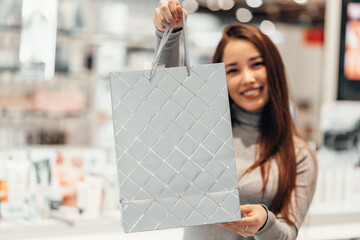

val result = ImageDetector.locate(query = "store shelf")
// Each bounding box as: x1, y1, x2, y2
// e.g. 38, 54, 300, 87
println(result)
0, 26, 21, 34
0, 216, 122, 240
297, 204, 360, 240
309, 204, 360, 217
56, 32, 155, 50
0, 217, 184, 240
309, 205, 360, 225
0, 111, 90, 120
298, 222, 360, 240
0, 206, 183, 240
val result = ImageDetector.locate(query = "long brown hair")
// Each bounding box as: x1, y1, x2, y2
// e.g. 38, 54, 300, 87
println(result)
213, 23, 297, 225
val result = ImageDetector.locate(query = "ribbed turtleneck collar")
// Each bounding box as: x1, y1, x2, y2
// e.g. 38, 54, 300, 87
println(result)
231, 103, 261, 129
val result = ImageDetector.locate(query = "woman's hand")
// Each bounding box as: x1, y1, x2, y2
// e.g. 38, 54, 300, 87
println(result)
153, 0, 187, 32
220, 204, 268, 237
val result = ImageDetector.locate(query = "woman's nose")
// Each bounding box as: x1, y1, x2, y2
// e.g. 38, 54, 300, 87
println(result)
242, 69, 256, 84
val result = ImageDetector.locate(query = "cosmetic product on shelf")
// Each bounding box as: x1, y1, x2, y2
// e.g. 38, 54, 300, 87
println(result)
84, 174, 103, 219
101, 163, 118, 214
33, 158, 51, 186
19, 0, 58, 80
0, 162, 7, 203
98, 2, 128, 35
57, 0, 85, 34
95, 43, 126, 76
51, 151, 84, 207
6, 154, 30, 219
0, 0, 22, 27
0, 163, 7, 220
30, 149, 57, 218
33, 88, 87, 115
76, 181, 86, 215
49, 175, 63, 210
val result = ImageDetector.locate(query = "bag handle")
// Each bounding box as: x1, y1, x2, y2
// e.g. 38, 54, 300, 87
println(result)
150, 0, 191, 80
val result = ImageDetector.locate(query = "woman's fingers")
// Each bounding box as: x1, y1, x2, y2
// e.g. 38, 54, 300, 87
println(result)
154, 0, 187, 31
241, 204, 268, 228
218, 204, 268, 237
240, 204, 254, 215
153, 8, 167, 31
177, 5, 183, 18
168, 0, 179, 20
220, 222, 257, 237
159, 0, 178, 26
177, 5, 188, 20
239, 216, 257, 226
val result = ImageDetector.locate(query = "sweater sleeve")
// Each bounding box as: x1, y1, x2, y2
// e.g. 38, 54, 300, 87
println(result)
155, 29, 182, 68
255, 144, 318, 240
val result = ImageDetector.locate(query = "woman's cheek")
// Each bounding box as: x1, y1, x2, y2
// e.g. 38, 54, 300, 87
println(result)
227, 79, 237, 94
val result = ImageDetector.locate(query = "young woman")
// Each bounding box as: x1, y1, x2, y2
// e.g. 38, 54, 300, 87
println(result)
153, 0, 317, 239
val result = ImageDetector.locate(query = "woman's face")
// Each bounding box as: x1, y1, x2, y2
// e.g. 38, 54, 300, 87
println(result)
223, 39, 269, 113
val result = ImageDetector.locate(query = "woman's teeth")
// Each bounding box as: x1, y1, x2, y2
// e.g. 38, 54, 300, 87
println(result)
243, 88, 260, 96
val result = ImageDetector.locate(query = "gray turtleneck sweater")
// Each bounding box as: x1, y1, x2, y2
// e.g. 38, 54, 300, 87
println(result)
155, 29, 317, 240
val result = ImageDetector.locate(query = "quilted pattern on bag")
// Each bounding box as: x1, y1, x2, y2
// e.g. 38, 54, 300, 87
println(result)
110, 63, 241, 233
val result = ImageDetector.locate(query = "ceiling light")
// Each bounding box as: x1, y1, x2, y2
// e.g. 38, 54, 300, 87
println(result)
260, 20, 276, 35
294, 0, 308, 5
245, 0, 263, 8
183, 0, 199, 13
236, 8, 253, 23
348, 3, 360, 19
207, 0, 221, 11
218, 0, 235, 11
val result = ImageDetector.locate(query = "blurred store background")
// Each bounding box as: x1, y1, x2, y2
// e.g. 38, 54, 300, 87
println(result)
0, 0, 359, 239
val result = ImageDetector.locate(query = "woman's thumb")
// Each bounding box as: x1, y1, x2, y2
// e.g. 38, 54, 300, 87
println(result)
240, 204, 253, 215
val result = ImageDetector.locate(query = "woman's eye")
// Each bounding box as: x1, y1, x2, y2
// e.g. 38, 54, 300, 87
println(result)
253, 62, 265, 67
226, 69, 238, 74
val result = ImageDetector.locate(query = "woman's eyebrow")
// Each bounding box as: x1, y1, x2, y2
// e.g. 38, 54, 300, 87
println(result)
225, 62, 237, 68
249, 56, 263, 61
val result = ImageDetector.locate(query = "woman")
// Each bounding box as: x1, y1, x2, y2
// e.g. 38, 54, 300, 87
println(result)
153, 0, 317, 239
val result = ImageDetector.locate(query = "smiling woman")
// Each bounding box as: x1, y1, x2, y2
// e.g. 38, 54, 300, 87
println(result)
153, 1, 318, 239
222, 39, 269, 113
211, 23, 306, 236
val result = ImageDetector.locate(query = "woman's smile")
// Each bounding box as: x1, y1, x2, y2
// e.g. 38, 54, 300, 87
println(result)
240, 86, 264, 99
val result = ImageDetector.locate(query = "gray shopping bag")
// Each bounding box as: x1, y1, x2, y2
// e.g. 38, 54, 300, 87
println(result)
110, 7, 241, 233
